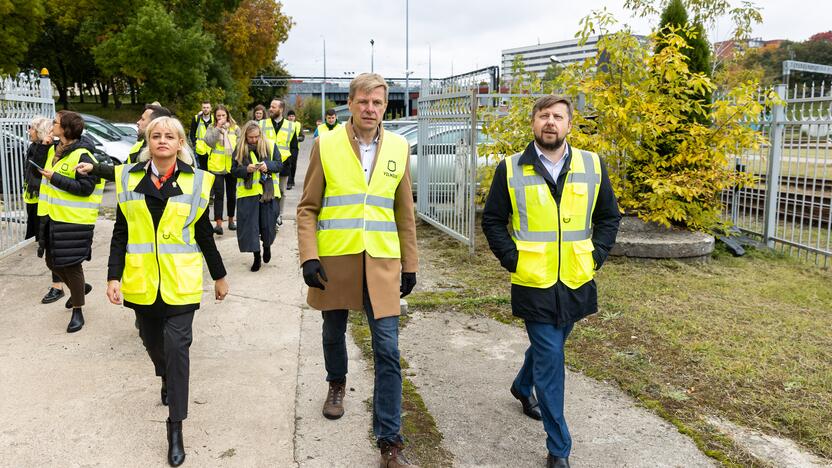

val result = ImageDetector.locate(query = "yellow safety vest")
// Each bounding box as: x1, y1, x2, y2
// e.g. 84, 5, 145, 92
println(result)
37, 146, 105, 224
506, 149, 601, 289
193, 114, 215, 155
115, 163, 215, 305
128, 140, 144, 164
236, 145, 280, 199
24, 183, 38, 204
207, 126, 238, 174
260, 118, 294, 162
317, 130, 408, 258
317, 122, 341, 136
292, 120, 302, 138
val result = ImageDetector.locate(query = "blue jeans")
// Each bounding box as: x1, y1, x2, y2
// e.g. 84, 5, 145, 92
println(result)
322, 305, 403, 446
513, 320, 574, 457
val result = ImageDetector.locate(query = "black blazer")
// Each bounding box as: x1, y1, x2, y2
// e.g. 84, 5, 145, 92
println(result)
481, 141, 621, 326
108, 159, 226, 317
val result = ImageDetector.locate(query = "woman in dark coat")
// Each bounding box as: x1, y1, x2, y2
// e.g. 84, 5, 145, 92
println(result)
37, 110, 102, 332
24, 116, 65, 304
106, 116, 228, 467
230, 121, 282, 271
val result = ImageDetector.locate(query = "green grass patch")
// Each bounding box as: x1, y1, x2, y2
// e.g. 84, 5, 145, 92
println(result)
348, 312, 454, 467
415, 218, 832, 465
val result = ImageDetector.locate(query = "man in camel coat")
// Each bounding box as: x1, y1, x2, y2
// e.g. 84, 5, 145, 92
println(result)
296, 72, 419, 468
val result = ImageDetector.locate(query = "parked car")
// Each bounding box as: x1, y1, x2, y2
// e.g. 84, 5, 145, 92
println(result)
80, 114, 134, 164
113, 123, 139, 139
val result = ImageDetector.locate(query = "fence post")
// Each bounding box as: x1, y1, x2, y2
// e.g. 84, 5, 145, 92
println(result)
763, 84, 787, 248
468, 87, 477, 254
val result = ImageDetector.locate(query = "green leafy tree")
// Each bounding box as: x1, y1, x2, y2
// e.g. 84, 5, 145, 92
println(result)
296, 97, 337, 131
0, 0, 47, 73
93, 2, 214, 109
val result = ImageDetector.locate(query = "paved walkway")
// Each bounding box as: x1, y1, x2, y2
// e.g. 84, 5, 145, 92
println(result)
0, 136, 720, 467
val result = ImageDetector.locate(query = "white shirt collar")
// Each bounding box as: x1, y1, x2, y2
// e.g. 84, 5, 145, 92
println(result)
149, 160, 178, 177
534, 141, 569, 164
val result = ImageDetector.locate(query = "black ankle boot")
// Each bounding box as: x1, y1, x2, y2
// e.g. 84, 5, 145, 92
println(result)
161, 377, 168, 406
262, 246, 271, 263
67, 308, 84, 333
166, 418, 185, 466
251, 252, 261, 272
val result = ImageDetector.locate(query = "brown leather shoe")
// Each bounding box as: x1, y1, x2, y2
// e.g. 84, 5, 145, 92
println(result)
322, 380, 346, 420
379, 441, 418, 468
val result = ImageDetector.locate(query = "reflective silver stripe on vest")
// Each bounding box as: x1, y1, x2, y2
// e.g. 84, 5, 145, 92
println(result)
45, 198, 100, 210
318, 218, 363, 230
508, 154, 557, 241
562, 230, 591, 242
322, 194, 365, 207
321, 194, 395, 209
93, 187, 105, 196
118, 164, 146, 203
126, 242, 154, 254
365, 195, 395, 209
573, 150, 599, 241
181, 171, 207, 245
512, 230, 557, 242
365, 220, 398, 232
158, 243, 201, 254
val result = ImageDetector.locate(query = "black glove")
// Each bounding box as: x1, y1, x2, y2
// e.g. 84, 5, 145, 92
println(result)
37, 246, 45, 258
500, 250, 519, 273
400, 272, 417, 298
302, 259, 328, 290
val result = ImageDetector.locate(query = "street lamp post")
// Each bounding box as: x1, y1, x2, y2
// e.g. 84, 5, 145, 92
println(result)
370, 39, 375, 73
321, 38, 327, 121
405, 0, 410, 117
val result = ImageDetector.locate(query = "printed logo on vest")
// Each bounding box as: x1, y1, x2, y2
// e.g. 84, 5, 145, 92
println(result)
562, 217, 572, 224
384, 160, 397, 178
61, 163, 70, 175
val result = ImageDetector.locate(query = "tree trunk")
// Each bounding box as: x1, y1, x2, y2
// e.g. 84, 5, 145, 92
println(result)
55, 58, 69, 109
112, 77, 122, 109
96, 80, 110, 107
128, 78, 137, 104
78, 83, 85, 104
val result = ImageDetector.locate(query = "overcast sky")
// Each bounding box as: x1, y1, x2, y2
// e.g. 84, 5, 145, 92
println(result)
277, 0, 832, 80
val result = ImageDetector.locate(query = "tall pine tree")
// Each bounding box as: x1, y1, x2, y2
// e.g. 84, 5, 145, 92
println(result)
656, 0, 712, 124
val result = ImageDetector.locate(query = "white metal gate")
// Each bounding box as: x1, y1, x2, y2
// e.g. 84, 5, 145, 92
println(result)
415, 67, 499, 253
0, 71, 54, 257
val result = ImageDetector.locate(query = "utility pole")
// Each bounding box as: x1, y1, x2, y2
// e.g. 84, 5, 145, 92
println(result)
428, 43, 432, 82
370, 39, 375, 73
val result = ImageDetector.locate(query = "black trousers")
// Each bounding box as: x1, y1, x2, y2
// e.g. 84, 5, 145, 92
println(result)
196, 152, 209, 172
136, 311, 194, 422
45, 253, 85, 307
286, 155, 298, 185
211, 173, 236, 220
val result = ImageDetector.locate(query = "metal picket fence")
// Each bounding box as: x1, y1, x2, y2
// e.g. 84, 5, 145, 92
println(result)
722, 83, 832, 267
0, 71, 54, 257
415, 68, 499, 253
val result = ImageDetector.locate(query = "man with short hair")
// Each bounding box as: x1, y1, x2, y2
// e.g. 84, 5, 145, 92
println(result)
76, 104, 173, 181
189, 101, 214, 170
314, 109, 341, 138
482, 95, 621, 468
297, 72, 419, 468
285, 110, 303, 189
260, 98, 298, 221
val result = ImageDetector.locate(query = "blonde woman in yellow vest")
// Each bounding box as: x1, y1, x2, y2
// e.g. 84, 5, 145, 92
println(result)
204, 105, 240, 235
230, 121, 283, 271
482, 95, 621, 468
106, 116, 228, 467
24, 116, 66, 304
36, 110, 103, 333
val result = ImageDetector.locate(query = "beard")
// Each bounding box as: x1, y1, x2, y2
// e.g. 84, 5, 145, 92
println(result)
534, 132, 566, 151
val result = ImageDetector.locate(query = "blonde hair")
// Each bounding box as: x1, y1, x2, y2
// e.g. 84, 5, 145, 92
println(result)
349, 73, 389, 102
29, 116, 52, 142
235, 121, 269, 165
138, 116, 195, 166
